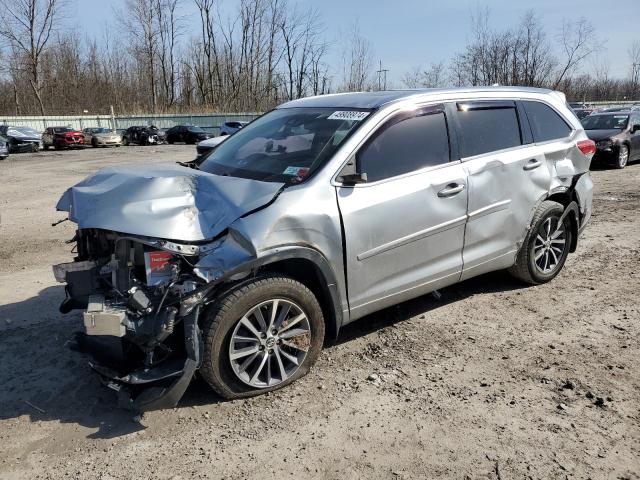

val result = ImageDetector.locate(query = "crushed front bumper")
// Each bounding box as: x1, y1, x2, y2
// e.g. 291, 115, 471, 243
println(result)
74, 306, 202, 412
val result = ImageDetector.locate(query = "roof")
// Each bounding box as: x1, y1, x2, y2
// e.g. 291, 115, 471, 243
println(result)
277, 86, 555, 110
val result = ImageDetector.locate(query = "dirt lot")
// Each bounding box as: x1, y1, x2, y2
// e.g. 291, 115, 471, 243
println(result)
0, 146, 638, 480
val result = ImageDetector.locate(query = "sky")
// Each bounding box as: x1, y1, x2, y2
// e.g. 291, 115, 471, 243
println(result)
77, 0, 639, 85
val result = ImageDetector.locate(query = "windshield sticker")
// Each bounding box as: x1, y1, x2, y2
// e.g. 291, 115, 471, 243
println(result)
327, 111, 370, 121
283, 166, 309, 177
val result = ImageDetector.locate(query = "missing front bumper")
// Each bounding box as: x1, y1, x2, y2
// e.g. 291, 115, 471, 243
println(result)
73, 307, 202, 412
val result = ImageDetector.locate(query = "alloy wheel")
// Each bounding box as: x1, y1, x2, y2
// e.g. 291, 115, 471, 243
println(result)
618, 146, 629, 168
533, 216, 567, 274
228, 299, 311, 388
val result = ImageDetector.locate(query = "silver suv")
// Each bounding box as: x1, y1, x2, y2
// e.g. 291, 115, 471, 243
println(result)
54, 87, 594, 411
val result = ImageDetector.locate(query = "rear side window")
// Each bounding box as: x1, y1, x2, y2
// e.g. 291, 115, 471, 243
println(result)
456, 104, 522, 157
522, 101, 572, 142
357, 110, 450, 182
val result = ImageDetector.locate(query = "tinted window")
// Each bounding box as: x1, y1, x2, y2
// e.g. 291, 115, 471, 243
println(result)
357, 111, 450, 182
523, 101, 572, 142
457, 106, 521, 157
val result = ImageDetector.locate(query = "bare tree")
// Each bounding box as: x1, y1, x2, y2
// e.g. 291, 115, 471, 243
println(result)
553, 18, 598, 89
341, 22, 374, 91
117, 0, 159, 112
0, 0, 65, 115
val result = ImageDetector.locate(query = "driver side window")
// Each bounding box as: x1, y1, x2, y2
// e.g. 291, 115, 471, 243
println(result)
357, 108, 450, 183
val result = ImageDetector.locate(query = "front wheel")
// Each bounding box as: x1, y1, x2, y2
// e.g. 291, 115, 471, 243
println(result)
509, 200, 573, 285
200, 275, 325, 400
615, 144, 629, 169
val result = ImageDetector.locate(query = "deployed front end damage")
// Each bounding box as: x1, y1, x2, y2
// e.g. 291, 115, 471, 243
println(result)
53, 166, 282, 412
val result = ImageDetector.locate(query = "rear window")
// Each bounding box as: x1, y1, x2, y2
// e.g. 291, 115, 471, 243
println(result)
456, 105, 522, 157
522, 101, 572, 142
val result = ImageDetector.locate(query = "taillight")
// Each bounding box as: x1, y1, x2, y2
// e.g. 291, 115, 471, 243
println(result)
577, 139, 596, 157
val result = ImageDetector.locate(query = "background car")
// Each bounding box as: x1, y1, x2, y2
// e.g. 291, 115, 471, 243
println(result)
581, 110, 640, 168
42, 126, 84, 150
122, 126, 160, 146
194, 135, 227, 161
572, 108, 594, 119
0, 125, 42, 153
82, 127, 122, 147
165, 125, 211, 144
219, 121, 248, 135
0, 134, 8, 160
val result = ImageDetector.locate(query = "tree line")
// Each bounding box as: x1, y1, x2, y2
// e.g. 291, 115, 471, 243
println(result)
0, 0, 638, 116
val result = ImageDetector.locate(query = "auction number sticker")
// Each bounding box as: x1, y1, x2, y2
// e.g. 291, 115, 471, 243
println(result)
327, 111, 370, 121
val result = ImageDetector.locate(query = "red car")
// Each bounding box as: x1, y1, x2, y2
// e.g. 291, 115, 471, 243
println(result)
42, 126, 84, 150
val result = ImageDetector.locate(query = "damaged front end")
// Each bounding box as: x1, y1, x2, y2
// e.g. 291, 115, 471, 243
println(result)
54, 229, 217, 411
53, 165, 283, 412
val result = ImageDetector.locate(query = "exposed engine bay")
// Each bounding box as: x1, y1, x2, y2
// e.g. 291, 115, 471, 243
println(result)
54, 229, 217, 412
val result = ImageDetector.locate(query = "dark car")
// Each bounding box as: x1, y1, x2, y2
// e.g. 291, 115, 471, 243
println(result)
0, 125, 42, 153
581, 111, 640, 169
165, 125, 210, 144
42, 126, 84, 150
572, 108, 594, 120
122, 126, 160, 146
0, 134, 9, 160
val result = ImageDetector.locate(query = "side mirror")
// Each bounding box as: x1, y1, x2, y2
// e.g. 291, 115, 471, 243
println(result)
632, 124, 640, 133
338, 158, 367, 185
340, 172, 368, 185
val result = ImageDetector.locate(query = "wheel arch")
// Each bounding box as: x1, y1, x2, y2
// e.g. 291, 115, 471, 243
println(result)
545, 188, 580, 253
207, 247, 344, 341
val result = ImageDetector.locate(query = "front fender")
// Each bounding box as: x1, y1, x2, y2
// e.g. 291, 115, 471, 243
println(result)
194, 234, 345, 338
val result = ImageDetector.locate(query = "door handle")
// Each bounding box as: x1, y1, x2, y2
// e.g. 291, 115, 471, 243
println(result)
437, 183, 465, 198
523, 158, 543, 171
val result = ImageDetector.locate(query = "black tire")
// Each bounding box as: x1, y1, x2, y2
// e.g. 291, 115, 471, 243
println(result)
508, 200, 573, 285
43, 143, 50, 151
123, 137, 130, 146
92, 138, 98, 148
200, 274, 325, 400
615, 144, 629, 169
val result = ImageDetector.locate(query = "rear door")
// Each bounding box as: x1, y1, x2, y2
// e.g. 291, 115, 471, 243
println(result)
336, 105, 468, 319
452, 100, 552, 280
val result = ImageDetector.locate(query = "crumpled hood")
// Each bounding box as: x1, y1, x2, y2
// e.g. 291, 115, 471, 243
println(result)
56, 164, 284, 241
584, 129, 623, 142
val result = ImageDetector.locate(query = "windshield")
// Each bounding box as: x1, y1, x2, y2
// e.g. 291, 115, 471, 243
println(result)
188, 126, 205, 133
581, 114, 629, 130
200, 108, 370, 184
8, 127, 39, 137
53, 127, 74, 133
92, 127, 112, 134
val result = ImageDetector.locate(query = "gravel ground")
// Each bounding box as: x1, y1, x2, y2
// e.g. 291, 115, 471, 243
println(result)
0, 147, 638, 480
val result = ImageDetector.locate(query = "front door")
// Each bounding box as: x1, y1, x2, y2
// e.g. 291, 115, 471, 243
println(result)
336, 105, 468, 320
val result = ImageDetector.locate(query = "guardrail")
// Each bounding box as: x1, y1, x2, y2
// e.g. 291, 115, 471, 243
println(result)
0, 113, 262, 134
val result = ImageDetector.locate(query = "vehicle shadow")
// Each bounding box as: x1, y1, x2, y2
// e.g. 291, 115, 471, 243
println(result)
333, 270, 526, 346
0, 285, 144, 439
0, 271, 526, 438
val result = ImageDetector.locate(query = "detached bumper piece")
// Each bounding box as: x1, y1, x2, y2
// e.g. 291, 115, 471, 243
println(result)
75, 307, 202, 412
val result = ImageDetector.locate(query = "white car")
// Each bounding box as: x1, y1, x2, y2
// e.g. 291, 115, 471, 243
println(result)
196, 135, 227, 158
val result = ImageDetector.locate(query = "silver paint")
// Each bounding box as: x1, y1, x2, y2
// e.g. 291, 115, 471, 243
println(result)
57, 87, 593, 330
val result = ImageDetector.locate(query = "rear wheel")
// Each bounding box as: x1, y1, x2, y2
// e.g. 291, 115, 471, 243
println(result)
509, 200, 572, 285
200, 275, 325, 400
